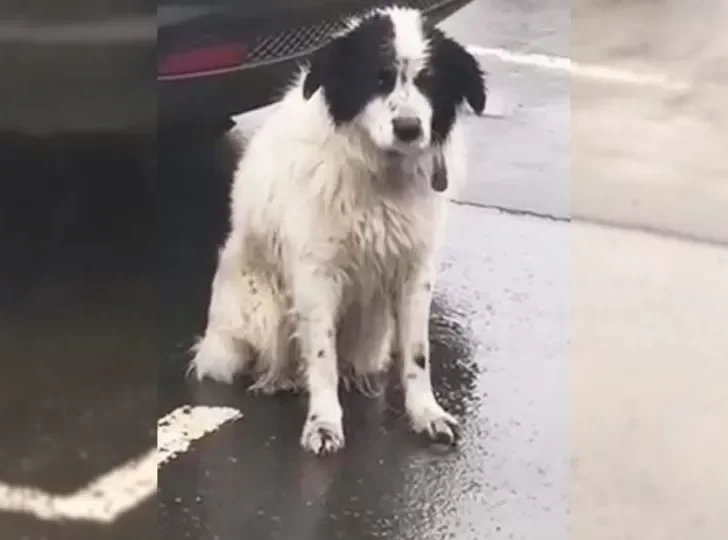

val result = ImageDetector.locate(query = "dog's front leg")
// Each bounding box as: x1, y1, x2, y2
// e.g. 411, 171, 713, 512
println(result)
294, 268, 345, 455
396, 264, 459, 446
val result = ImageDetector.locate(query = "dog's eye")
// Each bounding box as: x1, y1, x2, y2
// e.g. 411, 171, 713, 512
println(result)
376, 68, 396, 90
415, 67, 434, 88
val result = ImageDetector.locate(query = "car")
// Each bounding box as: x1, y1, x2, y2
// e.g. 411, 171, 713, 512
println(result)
1, 0, 474, 140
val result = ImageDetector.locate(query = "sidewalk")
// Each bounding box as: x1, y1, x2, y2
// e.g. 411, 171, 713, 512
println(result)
450, 201, 727, 539
571, 6, 728, 534
572, 219, 728, 539
572, 0, 728, 245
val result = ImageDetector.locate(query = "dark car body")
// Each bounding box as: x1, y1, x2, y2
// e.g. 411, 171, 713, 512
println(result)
1, 0, 472, 136
0, 1, 154, 136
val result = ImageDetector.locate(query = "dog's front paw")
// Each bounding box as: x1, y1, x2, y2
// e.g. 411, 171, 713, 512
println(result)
300, 416, 345, 456
407, 400, 460, 447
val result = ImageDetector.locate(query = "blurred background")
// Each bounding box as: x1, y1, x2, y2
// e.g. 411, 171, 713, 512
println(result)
571, 1, 728, 538
572, 0, 728, 242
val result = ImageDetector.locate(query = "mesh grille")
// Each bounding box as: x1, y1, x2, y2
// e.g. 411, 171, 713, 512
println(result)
410, 0, 448, 10
248, 19, 345, 64
247, 0, 451, 65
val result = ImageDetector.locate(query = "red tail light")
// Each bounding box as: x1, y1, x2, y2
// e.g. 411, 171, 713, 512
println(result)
159, 43, 248, 78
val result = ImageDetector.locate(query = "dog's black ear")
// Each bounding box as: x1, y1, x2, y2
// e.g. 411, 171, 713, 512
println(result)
302, 36, 342, 100
440, 35, 487, 114
431, 149, 448, 192
448, 39, 487, 115
302, 48, 326, 100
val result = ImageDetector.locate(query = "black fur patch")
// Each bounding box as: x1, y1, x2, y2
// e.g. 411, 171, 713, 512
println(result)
419, 26, 487, 143
303, 14, 396, 125
302, 10, 486, 145
414, 354, 427, 370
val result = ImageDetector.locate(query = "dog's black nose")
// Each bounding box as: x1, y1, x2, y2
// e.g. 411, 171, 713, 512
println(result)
392, 117, 422, 142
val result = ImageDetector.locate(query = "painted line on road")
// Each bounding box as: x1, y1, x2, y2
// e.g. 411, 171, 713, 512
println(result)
466, 45, 691, 91
157, 405, 242, 466
0, 405, 241, 523
0, 449, 157, 523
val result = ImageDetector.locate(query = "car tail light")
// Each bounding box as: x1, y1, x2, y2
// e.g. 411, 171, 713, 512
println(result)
158, 43, 248, 78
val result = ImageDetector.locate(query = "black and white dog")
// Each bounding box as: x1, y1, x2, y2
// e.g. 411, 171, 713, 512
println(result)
190, 6, 486, 455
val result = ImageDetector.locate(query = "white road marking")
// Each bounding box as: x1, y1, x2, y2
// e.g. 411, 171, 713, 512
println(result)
0, 405, 241, 523
0, 449, 157, 523
466, 45, 691, 91
157, 405, 242, 466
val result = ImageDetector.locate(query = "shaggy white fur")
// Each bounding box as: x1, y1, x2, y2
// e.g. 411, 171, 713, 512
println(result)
190, 6, 477, 455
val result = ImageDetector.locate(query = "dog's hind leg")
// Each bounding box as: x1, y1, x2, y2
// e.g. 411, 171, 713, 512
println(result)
189, 237, 285, 385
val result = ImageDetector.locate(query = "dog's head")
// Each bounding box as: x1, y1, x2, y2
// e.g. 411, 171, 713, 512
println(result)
302, 7, 486, 155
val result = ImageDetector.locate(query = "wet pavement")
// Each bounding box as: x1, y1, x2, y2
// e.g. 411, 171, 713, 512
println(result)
158, 205, 569, 540
0, 138, 159, 539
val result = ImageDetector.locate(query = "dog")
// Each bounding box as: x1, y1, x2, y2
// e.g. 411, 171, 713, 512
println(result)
190, 6, 486, 455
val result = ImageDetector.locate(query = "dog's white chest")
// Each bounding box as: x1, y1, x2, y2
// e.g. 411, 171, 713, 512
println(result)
337, 194, 431, 288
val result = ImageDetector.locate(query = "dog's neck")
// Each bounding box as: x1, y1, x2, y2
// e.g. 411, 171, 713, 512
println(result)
327, 123, 443, 197
372, 147, 438, 196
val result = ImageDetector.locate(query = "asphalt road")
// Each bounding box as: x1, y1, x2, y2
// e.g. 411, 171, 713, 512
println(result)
2, 0, 726, 539
0, 138, 158, 539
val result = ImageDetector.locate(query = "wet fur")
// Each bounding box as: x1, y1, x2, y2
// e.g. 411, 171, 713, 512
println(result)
190, 7, 485, 455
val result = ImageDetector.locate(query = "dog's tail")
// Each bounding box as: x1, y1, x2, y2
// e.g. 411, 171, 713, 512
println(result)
187, 270, 291, 387
187, 234, 292, 387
